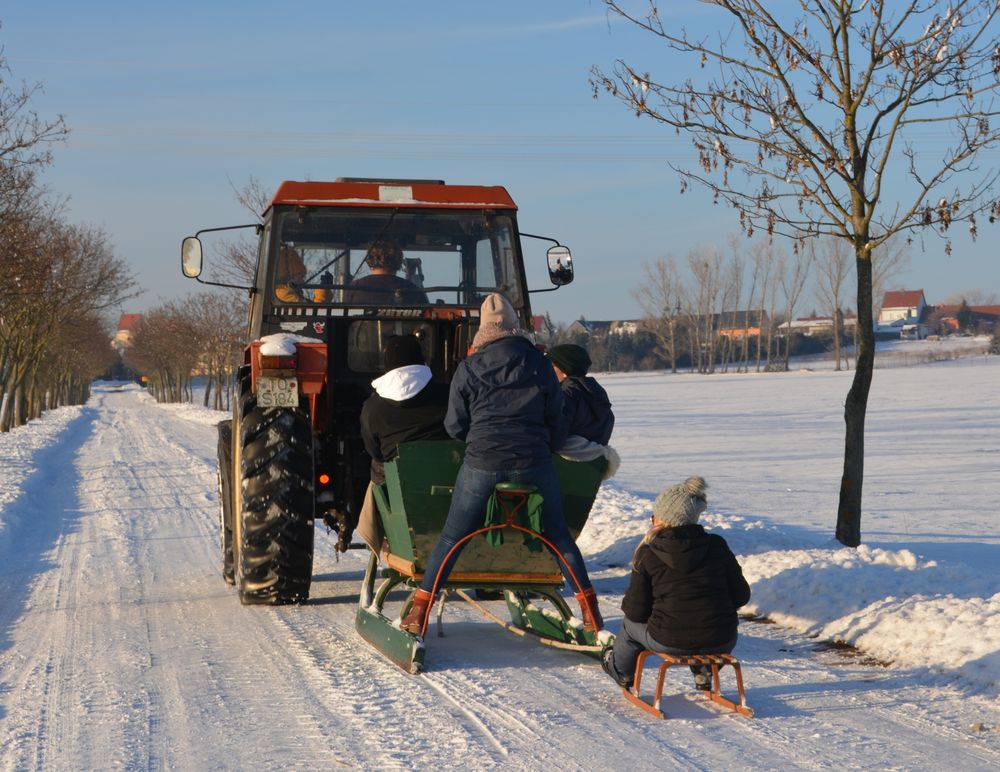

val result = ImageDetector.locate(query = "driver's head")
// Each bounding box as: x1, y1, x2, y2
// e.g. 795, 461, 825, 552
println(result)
366, 240, 404, 273
277, 245, 306, 281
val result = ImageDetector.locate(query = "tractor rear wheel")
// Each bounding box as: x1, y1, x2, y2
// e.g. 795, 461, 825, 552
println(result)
233, 372, 315, 604
217, 419, 235, 585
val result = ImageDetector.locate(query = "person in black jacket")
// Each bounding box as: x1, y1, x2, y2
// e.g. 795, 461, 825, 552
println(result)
547, 343, 615, 446
356, 335, 449, 553
601, 476, 751, 690
401, 293, 604, 635
360, 334, 450, 484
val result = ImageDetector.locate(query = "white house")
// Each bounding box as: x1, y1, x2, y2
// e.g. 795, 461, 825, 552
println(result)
877, 289, 932, 338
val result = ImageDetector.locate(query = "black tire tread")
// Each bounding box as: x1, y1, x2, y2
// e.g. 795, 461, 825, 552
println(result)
235, 373, 315, 604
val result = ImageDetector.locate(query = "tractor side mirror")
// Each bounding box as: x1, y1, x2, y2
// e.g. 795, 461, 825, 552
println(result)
181, 236, 203, 278
546, 245, 573, 286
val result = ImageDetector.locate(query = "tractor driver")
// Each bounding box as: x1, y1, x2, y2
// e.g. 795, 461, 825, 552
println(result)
345, 240, 428, 306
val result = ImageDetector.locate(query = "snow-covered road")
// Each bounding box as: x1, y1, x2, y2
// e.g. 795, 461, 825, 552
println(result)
0, 383, 997, 770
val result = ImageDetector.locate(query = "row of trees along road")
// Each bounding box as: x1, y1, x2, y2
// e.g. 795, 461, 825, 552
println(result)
0, 52, 137, 432
124, 178, 262, 411
123, 293, 245, 411
592, 0, 1000, 546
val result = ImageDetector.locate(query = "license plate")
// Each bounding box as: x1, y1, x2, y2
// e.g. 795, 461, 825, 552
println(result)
257, 375, 298, 407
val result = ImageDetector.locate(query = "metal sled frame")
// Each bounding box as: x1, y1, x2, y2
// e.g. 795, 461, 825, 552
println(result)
623, 651, 754, 719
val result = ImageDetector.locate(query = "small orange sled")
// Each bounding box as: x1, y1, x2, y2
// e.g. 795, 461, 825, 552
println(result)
623, 651, 754, 719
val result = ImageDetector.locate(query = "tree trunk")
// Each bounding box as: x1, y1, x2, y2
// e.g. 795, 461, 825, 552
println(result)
833, 308, 843, 371
836, 253, 875, 547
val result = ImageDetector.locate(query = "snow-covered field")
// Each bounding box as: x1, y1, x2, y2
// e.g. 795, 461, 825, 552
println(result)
0, 351, 997, 770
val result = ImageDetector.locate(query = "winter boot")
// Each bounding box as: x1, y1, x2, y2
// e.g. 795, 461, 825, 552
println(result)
691, 664, 713, 691
574, 587, 604, 632
400, 588, 433, 635
601, 645, 633, 689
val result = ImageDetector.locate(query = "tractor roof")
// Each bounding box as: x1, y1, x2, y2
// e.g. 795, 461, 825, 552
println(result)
266, 179, 518, 213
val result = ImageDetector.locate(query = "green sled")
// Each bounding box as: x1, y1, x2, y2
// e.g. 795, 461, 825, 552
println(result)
354, 440, 607, 672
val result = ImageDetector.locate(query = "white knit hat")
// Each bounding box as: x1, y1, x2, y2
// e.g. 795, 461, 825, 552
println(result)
652, 477, 708, 527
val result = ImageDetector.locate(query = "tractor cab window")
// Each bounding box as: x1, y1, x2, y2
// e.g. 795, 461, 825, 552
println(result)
270, 209, 524, 309
346, 320, 439, 374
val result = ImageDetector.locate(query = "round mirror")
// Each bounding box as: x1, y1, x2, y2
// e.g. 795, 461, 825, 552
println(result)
546, 245, 574, 286
181, 236, 203, 278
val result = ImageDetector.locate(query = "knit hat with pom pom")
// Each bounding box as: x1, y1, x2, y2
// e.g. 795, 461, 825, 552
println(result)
472, 293, 525, 349
652, 476, 708, 527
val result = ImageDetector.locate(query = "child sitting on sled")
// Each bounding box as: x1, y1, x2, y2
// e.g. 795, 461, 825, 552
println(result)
601, 477, 751, 690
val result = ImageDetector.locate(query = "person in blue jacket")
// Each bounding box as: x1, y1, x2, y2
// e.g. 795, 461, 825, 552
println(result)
401, 293, 604, 635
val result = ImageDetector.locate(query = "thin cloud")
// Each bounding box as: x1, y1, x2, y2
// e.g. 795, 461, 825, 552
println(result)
451, 15, 610, 37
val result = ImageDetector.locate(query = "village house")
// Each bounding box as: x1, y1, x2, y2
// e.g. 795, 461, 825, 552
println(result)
928, 303, 1000, 334
112, 313, 143, 355
566, 319, 641, 337
778, 311, 857, 337
875, 289, 934, 339
714, 310, 769, 339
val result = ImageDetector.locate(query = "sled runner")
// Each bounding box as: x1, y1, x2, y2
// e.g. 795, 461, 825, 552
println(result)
623, 651, 754, 719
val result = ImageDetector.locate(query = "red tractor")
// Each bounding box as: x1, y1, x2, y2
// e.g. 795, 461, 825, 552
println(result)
181, 178, 574, 605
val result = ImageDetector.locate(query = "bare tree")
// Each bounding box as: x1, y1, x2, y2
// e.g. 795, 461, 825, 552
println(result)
180, 292, 244, 410
812, 238, 854, 369
943, 287, 999, 304
745, 239, 776, 372
208, 176, 271, 286
0, 45, 68, 171
776, 246, 814, 369
125, 304, 201, 403
717, 247, 744, 372
0, 205, 136, 430
593, 0, 1000, 546
688, 247, 724, 373
633, 255, 685, 371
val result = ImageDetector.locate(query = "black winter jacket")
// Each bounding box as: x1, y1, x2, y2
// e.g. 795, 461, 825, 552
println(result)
560, 375, 614, 445
622, 524, 751, 650
360, 381, 450, 482
445, 335, 566, 471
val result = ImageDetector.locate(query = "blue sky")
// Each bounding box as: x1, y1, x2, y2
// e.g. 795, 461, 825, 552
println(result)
3, 1, 997, 324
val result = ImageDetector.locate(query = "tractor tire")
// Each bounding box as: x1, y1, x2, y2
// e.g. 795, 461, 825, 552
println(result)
233, 371, 315, 604
216, 419, 235, 585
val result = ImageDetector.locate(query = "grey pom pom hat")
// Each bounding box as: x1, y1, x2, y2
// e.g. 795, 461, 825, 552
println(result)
652, 476, 708, 527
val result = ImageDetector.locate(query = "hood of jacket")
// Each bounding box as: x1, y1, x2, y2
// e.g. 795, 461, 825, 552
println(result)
645, 523, 711, 572
370, 364, 433, 401
565, 375, 612, 408
465, 335, 541, 390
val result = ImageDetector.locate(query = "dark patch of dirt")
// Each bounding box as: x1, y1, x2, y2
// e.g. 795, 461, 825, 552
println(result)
812, 639, 892, 668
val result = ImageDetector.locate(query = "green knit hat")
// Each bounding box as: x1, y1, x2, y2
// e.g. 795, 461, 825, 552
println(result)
548, 344, 592, 377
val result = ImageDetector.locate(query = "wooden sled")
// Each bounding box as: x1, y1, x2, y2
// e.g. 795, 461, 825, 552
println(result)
623, 651, 754, 719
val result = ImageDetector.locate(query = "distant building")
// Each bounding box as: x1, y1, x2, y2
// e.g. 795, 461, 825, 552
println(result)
113, 313, 143, 354
778, 311, 857, 336
877, 289, 931, 339
566, 319, 641, 337
715, 310, 769, 339
926, 304, 1000, 334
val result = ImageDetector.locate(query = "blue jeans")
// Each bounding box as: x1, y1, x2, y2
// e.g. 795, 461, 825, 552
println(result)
609, 617, 737, 681
419, 460, 593, 594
